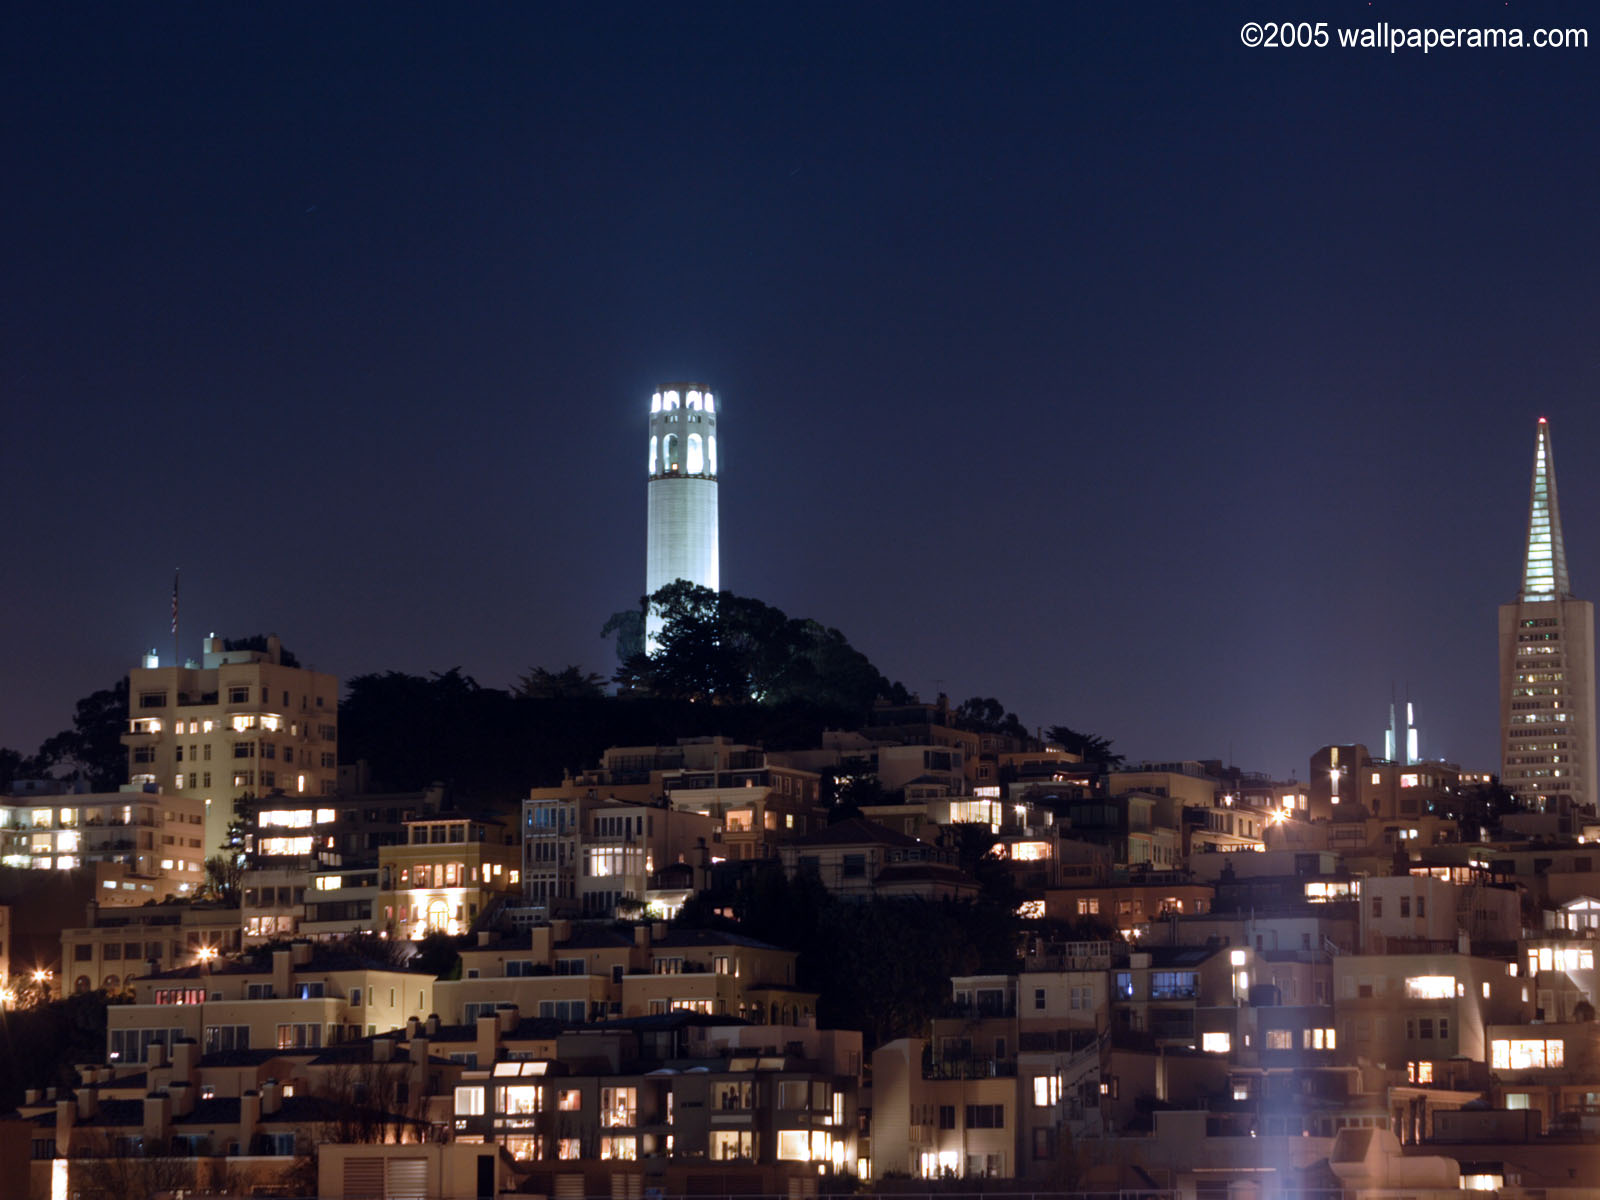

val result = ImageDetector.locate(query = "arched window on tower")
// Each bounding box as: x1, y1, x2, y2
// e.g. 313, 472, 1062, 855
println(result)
708, 434, 717, 476
664, 390, 680, 411
687, 390, 702, 411
704, 392, 714, 414
687, 433, 704, 474
651, 392, 662, 414
664, 434, 679, 471
649, 435, 658, 475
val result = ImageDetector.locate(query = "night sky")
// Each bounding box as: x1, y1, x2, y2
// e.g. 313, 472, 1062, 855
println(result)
5, 2, 1597, 781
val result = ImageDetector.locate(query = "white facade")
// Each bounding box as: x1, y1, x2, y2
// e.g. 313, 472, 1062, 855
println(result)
1499, 419, 1598, 815
122, 635, 339, 855
645, 382, 719, 649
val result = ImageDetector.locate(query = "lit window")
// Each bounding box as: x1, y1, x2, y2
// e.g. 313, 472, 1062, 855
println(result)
707, 434, 717, 475
703, 392, 714, 413
649, 435, 657, 474
1201, 1032, 1231, 1053
651, 392, 661, 413
1405, 976, 1455, 999
687, 433, 703, 474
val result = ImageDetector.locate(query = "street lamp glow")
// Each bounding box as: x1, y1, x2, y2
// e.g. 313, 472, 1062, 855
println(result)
196, 945, 218, 962
31, 968, 50, 984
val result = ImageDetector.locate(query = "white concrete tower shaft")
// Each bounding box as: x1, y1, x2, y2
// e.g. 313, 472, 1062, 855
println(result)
645, 382, 720, 650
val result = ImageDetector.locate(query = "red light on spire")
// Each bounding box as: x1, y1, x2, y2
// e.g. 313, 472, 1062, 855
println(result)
1539, 416, 1548, 423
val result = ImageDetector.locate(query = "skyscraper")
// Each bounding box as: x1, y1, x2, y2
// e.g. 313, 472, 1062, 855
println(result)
1499, 418, 1597, 814
645, 383, 719, 650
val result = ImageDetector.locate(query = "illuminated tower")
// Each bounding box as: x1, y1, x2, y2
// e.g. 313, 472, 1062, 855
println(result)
1384, 699, 1419, 765
646, 383, 719, 650
1499, 418, 1597, 814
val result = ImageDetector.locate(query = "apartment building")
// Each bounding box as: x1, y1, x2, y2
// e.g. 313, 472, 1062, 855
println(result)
105, 942, 434, 1064
435, 923, 810, 1027
377, 816, 522, 940
122, 635, 338, 852
60, 901, 242, 995
0, 783, 206, 900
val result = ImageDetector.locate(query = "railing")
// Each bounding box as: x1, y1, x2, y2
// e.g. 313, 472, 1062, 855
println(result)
921, 1053, 1018, 1080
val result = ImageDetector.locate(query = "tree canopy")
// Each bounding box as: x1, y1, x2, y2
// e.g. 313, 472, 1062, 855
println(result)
618, 582, 896, 715
0, 679, 128, 791
1047, 724, 1125, 770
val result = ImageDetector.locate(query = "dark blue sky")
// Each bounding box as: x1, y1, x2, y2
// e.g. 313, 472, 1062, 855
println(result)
4, 2, 1597, 780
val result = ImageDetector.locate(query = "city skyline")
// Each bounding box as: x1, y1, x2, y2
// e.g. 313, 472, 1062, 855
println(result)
4, 4, 1597, 780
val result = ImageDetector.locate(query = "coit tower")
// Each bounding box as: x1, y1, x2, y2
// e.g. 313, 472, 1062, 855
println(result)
646, 382, 719, 650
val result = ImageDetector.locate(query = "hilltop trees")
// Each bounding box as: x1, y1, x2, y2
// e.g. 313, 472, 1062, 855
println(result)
618, 582, 896, 715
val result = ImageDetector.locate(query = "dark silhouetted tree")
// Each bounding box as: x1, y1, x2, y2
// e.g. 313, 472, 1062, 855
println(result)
514, 665, 606, 700
1047, 725, 1125, 770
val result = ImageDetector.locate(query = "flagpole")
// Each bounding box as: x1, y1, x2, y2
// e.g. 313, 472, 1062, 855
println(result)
172, 569, 180, 667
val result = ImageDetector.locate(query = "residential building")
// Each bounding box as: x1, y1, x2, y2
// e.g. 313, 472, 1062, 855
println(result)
377, 816, 521, 940
0, 783, 206, 900
60, 901, 242, 995
122, 634, 339, 853
777, 818, 977, 902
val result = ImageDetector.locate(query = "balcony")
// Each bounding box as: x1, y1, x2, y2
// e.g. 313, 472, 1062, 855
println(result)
938, 999, 1017, 1019
921, 1050, 1017, 1080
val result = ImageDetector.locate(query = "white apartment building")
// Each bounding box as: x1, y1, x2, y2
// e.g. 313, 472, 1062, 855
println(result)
122, 634, 338, 853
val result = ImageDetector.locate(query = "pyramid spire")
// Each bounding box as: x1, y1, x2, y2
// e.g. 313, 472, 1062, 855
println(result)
1521, 417, 1572, 601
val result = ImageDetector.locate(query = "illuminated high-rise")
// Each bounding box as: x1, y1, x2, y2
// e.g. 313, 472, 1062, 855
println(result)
645, 383, 720, 650
1499, 418, 1597, 814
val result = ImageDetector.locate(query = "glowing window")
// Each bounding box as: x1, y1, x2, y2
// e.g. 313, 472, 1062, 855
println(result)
664, 434, 678, 470
1201, 1032, 1231, 1053
704, 392, 714, 413
1405, 976, 1455, 999
707, 434, 717, 475
664, 389, 679, 411
651, 392, 661, 413
687, 389, 701, 410
650, 435, 657, 474
687, 433, 703, 474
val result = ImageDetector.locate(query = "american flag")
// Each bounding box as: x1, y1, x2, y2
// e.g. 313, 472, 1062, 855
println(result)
171, 570, 179, 635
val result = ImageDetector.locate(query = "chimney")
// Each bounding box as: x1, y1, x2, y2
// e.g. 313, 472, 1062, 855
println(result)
260, 1079, 282, 1116
551, 919, 572, 943
143, 1092, 171, 1140
372, 1038, 393, 1063
477, 931, 493, 947
172, 1038, 199, 1079
24, 1089, 39, 1106
55, 1099, 75, 1155
406, 1016, 422, 1040
497, 1005, 519, 1034
241, 1090, 261, 1139
272, 949, 292, 998
477, 1015, 499, 1068
425, 1014, 440, 1036
170, 1080, 195, 1117
290, 941, 313, 966
146, 1042, 168, 1069
652, 922, 668, 941
75, 1087, 97, 1121
634, 926, 650, 950
410, 1036, 430, 1066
